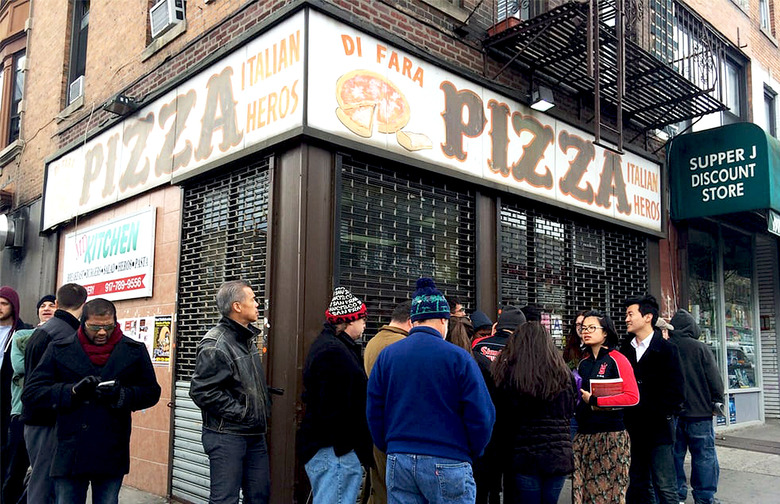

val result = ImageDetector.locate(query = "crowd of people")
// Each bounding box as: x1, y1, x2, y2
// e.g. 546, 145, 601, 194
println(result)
0, 285, 161, 504
1, 278, 725, 504
293, 281, 725, 504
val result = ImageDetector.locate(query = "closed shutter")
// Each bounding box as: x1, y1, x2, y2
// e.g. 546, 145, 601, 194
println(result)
172, 159, 271, 503
757, 235, 779, 418
500, 198, 648, 344
338, 153, 476, 332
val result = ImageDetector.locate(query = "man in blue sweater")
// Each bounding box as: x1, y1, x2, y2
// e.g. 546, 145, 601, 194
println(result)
367, 278, 495, 504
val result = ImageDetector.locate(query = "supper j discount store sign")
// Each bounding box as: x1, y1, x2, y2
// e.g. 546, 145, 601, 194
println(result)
669, 123, 780, 219
62, 208, 156, 301
42, 9, 662, 235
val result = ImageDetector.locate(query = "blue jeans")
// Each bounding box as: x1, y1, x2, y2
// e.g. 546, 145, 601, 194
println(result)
201, 429, 270, 504
386, 453, 476, 504
54, 475, 124, 504
305, 446, 362, 504
627, 441, 678, 504
674, 418, 719, 504
504, 473, 566, 504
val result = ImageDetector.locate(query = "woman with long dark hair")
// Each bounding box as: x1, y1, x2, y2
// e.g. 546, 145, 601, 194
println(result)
573, 310, 639, 504
492, 322, 575, 504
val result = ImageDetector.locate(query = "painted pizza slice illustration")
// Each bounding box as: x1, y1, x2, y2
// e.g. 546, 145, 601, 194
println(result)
335, 70, 431, 151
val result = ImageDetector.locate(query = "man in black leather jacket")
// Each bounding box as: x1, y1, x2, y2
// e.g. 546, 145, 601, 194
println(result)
190, 280, 271, 504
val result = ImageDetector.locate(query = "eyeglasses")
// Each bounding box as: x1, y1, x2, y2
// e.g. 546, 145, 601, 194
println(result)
575, 323, 584, 329
85, 323, 116, 333
580, 325, 603, 334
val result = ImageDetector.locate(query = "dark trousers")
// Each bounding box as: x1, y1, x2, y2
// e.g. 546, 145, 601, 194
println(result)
627, 441, 678, 504
504, 473, 566, 504
2, 415, 28, 504
24, 423, 57, 504
53, 475, 123, 504
201, 429, 270, 504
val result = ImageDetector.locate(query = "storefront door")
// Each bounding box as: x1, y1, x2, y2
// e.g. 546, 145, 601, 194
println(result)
171, 158, 271, 503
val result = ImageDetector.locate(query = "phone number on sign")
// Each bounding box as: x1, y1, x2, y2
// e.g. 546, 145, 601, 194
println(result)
104, 277, 144, 293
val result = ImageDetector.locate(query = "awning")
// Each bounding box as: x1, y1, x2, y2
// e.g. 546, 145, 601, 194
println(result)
669, 123, 780, 220
483, 2, 727, 132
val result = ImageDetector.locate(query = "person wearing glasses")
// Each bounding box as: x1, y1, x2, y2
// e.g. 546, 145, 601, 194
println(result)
22, 297, 161, 504
572, 310, 639, 504
563, 310, 589, 439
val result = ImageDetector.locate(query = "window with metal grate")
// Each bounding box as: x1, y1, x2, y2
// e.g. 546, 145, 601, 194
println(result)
338, 154, 476, 338
176, 159, 271, 379
500, 198, 648, 345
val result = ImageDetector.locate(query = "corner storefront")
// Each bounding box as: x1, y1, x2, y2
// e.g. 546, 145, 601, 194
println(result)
40, 6, 666, 502
670, 123, 780, 426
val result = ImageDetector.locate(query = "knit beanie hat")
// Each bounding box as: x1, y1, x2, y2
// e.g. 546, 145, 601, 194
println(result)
496, 305, 526, 332
37, 294, 56, 310
470, 310, 493, 331
325, 287, 367, 324
410, 278, 450, 322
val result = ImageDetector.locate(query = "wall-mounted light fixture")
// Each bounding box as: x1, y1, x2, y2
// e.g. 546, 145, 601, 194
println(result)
530, 83, 555, 112
103, 94, 138, 116
0, 214, 23, 248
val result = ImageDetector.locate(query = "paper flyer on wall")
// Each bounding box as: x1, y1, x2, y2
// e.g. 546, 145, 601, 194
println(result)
117, 315, 172, 366
153, 316, 172, 365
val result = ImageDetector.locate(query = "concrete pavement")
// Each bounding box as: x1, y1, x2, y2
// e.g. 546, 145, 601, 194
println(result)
120, 420, 780, 503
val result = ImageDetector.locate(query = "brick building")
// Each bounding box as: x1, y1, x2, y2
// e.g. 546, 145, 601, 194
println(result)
0, 0, 776, 502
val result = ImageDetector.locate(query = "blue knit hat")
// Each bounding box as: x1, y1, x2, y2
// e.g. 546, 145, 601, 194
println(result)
410, 278, 450, 322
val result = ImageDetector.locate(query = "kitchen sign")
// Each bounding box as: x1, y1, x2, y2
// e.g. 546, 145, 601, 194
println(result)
62, 207, 156, 301
669, 123, 780, 220
43, 8, 662, 234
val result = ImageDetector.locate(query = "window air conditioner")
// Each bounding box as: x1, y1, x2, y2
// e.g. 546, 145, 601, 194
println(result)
497, 0, 521, 22
69, 75, 84, 104
150, 0, 186, 39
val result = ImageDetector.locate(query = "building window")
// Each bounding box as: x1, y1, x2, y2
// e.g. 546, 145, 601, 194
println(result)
723, 57, 746, 123
765, 87, 777, 137
7, 52, 25, 144
68, 0, 89, 104
759, 0, 772, 34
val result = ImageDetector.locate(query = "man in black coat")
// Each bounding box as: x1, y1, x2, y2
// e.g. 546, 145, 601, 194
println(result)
22, 283, 88, 504
621, 295, 684, 504
22, 297, 161, 504
298, 287, 373, 504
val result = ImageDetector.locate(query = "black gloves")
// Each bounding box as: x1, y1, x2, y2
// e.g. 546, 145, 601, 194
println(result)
71, 376, 101, 399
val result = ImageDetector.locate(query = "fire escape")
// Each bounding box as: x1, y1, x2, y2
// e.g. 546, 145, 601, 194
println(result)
484, 0, 728, 152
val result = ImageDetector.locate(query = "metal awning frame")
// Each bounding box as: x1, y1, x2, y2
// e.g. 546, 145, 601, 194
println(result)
483, 2, 727, 132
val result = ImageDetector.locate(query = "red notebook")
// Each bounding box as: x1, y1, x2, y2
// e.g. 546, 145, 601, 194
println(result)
589, 378, 623, 397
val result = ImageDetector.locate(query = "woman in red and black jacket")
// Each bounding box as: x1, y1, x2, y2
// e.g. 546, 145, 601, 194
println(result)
573, 310, 639, 504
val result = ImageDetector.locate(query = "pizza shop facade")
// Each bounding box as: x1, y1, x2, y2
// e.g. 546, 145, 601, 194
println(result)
41, 7, 663, 503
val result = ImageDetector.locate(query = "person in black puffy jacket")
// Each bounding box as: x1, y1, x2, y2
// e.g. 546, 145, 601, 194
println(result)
492, 321, 576, 504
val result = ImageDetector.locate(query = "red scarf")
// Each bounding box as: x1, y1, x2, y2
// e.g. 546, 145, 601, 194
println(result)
77, 325, 123, 366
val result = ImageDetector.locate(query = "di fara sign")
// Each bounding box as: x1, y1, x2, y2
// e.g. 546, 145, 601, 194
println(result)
670, 123, 780, 219
43, 8, 661, 234
306, 12, 662, 233
63, 208, 156, 301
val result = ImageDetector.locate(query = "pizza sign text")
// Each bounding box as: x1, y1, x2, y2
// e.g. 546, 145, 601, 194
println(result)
439, 81, 660, 219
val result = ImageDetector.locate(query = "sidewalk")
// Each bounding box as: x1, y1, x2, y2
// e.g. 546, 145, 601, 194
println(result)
558, 419, 780, 504
121, 420, 780, 503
